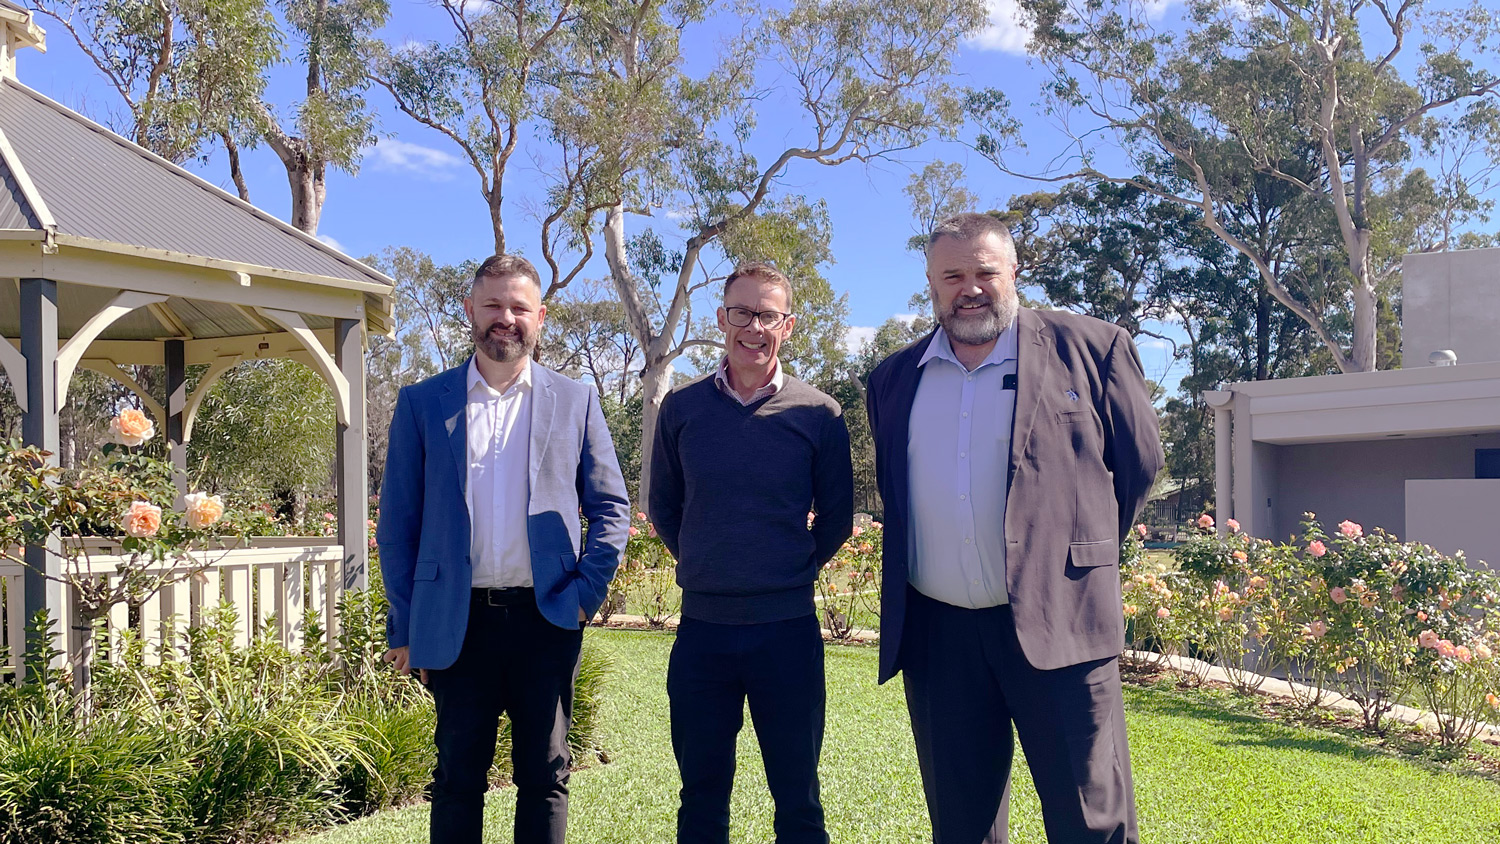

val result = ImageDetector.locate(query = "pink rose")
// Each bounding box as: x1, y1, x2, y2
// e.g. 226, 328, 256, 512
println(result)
120, 501, 162, 538
1418, 630, 1439, 649
628, 526, 640, 537
1217, 607, 1234, 621
635, 512, 647, 521
1197, 514, 1215, 530
323, 512, 336, 521
1330, 587, 1347, 605
1476, 643, 1493, 661
871, 521, 883, 529
1456, 645, 1473, 663
1226, 519, 1240, 533
183, 492, 225, 530
109, 409, 156, 446
853, 526, 865, 537
1156, 607, 1171, 619
1135, 524, 1148, 539
368, 537, 377, 548
1338, 520, 1363, 539
1437, 639, 1458, 658
366, 519, 376, 528
1309, 619, 1328, 639
1308, 540, 1327, 558
1417, 611, 1428, 621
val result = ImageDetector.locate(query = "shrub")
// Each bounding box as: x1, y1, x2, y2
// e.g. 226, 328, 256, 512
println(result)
817, 520, 882, 640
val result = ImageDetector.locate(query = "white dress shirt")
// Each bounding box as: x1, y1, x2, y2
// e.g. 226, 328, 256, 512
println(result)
466, 357, 533, 588
713, 356, 784, 405
907, 324, 1019, 608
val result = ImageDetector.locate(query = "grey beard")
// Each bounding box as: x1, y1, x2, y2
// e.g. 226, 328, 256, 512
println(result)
937, 292, 1019, 347
473, 324, 535, 363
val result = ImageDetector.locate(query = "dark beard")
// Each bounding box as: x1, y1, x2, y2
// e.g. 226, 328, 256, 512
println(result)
473, 323, 534, 363
936, 291, 1019, 347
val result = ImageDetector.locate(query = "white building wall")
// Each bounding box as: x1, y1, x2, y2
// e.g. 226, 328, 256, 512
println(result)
1406, 480, 1500, 572
1268, 433, 1500, 542
1401, 248, 1500, 368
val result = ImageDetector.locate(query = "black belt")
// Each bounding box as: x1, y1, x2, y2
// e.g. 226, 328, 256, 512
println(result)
471, 586, 534, 607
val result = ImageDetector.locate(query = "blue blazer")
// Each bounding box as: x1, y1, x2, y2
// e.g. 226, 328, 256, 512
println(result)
375, 359, 630, 670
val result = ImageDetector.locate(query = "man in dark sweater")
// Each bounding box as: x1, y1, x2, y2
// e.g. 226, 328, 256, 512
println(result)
649, 261, 855, 844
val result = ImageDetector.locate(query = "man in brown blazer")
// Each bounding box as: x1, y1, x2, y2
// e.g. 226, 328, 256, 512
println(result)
866, 212, 1163, 844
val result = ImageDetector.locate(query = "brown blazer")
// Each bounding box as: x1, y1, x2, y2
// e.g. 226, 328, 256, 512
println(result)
866, 308, 1164, 681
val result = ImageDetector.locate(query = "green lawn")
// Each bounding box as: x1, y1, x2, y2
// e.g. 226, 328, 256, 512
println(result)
299, 628, 1500, 844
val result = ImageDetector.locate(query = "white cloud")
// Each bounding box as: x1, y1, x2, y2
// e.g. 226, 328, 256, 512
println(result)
1138, 337, 1172, 352
967, 0, 1032, 55
315, 233, 345, 253
893, 313, 921, 326
366, 138, 464, 180
1143, 0, 1178, 20
845, 325, 878, 354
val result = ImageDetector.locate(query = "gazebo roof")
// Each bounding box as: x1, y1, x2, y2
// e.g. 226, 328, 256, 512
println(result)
0, 77, 393, 338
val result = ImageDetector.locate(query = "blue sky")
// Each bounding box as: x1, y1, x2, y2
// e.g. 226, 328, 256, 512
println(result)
14, 0, 1188, 389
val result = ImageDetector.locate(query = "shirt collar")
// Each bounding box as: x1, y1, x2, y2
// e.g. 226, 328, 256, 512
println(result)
918, 322, 1019, 371
714, 356, 784, 402
467, 355, 532, 398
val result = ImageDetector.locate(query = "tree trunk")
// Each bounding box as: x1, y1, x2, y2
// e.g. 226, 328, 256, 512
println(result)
636, 358, 672, 510
490, 190, 505, 255
71, 607, 104, 718
1349, 272, 1377, 372
288, 162, 324, 235
222, 131, 251, 202
1255, 286, 1271, 380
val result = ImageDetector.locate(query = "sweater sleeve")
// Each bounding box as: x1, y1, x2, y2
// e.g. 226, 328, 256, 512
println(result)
647, 391, 687, 561
809, 406, 855, 567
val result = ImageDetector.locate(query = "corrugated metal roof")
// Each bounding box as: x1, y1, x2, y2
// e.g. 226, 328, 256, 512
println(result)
0, 77, 391, 290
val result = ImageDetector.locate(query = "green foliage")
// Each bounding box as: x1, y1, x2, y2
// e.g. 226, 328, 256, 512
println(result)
190, 360, 337, 499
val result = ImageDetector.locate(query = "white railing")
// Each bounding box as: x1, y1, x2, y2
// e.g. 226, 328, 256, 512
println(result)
1, 538, 344, 677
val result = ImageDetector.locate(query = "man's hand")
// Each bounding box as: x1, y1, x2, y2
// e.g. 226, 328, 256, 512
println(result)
383, 646, 429, 684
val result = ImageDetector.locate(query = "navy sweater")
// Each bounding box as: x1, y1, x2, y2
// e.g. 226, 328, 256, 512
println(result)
648, 374, 855, 624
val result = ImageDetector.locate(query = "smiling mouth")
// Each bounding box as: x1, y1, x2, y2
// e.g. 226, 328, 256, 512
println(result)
737, 340, 767, 351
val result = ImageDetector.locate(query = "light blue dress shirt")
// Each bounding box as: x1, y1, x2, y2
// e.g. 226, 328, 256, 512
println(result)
907, 324, 1019, 609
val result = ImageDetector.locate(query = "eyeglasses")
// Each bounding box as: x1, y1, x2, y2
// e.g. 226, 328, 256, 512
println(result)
724, 306, 791, 330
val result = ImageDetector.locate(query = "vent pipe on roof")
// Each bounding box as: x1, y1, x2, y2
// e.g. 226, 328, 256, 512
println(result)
1428, 350, 1458, 367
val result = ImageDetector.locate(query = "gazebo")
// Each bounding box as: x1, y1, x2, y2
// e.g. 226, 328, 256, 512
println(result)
0, 3, 393, 671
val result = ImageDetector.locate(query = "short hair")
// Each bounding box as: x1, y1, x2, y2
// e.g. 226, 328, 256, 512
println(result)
927, 213, 1017, 263
473, 254, 541, 290
723, 261, 795, 310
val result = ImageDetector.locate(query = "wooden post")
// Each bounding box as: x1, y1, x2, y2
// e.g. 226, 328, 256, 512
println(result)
19, 278, 65, 680
164, 339, 188, 500
334, 316, 368, 603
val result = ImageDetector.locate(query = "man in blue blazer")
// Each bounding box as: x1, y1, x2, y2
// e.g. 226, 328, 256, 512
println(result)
376, 254, 630, 844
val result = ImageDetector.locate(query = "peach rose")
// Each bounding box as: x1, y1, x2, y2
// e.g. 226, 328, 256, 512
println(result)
1330, 587, 1347, 605
1418, 630, 1439, 649
1360, 591, 1378, 608
1308, 540, 1327, 558
1217, 607, 1234, 621
1437, 639, 1458, 658
1486, 692, 1500, 711
853, 526, 865, 537
1338, 520, 1363, 539
120, 501, 162, 538
1232, 550, 1247, 563
1123, 604, 1138, 617
1226, 519, 1240, 533
109, 409, 156, 447
1456, 645, 1473, 663
1196, 514, 1215, 530
1308, 619, 1328, 639
1156, 607, 1171, 619
183, 492, 225, 529
1476, 643, 1493, 661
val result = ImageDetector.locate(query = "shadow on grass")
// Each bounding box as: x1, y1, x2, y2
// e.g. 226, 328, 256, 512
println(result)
1125, 681, 1500, 786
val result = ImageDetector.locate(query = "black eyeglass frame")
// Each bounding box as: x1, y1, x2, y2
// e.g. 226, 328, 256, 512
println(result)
723, 306, 792, 329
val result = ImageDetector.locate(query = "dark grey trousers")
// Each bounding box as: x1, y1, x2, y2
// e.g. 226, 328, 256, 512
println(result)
901, 588, 1139, 844
426, 589, 582, 844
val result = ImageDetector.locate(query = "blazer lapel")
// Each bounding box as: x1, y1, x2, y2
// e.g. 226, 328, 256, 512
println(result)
1008, 308, 1050, 489
887, 333, 936, 522
529, 364, 557, 492
440, 362, 469, 497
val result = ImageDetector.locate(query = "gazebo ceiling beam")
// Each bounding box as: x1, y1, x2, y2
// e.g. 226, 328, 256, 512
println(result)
3, 329, 340, 367
0, 241, 369, 321
254, 307, 350, 425
0, 322, 26, 411
79, 358, 166, 422
55, 290, 169, 412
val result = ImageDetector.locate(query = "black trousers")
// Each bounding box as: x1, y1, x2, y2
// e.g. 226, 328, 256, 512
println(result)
901, 588, 1139, 844
426, 589, 583, 844
667, 614, 829, 844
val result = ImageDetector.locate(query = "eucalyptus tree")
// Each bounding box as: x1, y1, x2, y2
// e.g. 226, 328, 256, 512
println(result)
28, 0, 279, 164
371, 0, 610, 291
580, 0, 986, 503
977, 0, 1500, 372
